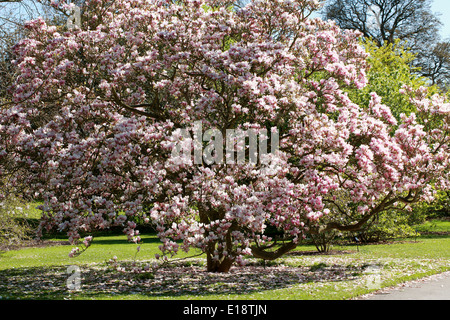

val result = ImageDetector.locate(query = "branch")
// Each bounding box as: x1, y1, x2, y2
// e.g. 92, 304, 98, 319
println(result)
319, 213, 374, 233
161, 252, 205, 266
251, 241, 297, 261
318, 191, 395, 233
110, 88, 165, 121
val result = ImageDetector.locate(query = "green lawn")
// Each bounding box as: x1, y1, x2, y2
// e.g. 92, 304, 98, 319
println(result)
415, 219, 450, 234
0, 234, 160, 270
0, 219, 449, 300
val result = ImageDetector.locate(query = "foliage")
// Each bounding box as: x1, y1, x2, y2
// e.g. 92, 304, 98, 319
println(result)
348, 39, 437, 120
0, 197, 33, 249
413, 190, 450, 220
414, 218, 450, 234
322, 0, 450, 90
308, 230, 338, 253
342, 40, 447, 243
0, 0, 449, 273
322, 0, 440, 48
356, 210, 419, 243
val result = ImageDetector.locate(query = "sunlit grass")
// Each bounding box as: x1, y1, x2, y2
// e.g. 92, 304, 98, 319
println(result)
0, 216, 449, 300
415, 219, 450, 234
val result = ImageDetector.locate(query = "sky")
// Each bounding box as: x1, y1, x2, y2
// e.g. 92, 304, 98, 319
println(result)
431, 0, 450, 39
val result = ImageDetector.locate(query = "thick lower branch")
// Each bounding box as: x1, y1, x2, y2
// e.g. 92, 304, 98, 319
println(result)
320, 213, 374, 233
316, 191, 399, 234
251, 241, 297, 261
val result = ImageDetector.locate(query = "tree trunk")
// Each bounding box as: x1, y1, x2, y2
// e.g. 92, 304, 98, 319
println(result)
204, 234, 235, 272
206, 254, 234, 273
199, 207, 236, 273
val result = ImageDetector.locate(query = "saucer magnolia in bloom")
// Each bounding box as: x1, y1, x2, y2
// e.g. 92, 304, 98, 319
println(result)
0, 0, 449, 272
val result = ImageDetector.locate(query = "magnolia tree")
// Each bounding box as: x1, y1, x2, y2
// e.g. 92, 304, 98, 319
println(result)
0, 0, 449, 272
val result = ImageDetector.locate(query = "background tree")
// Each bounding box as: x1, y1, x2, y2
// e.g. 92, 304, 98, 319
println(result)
322, 0, 450, 91
418, 40, 450, 90
348, 39, 438, 120
0, 197, 33, 249
322, 0, 440, 47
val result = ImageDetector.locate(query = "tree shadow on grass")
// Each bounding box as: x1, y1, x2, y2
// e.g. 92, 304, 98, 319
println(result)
0, 260, 365, 300
0, 265, 70, 300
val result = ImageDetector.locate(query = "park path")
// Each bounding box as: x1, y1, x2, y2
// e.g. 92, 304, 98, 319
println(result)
357, 271, 450, 300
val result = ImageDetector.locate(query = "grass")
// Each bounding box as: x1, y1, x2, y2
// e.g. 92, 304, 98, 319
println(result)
414, 218, 450, 234
0, 217, 449, 300
0, 234, 157, 270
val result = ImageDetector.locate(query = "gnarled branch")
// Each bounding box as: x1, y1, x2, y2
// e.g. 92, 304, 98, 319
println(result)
251, 241, 298, 261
